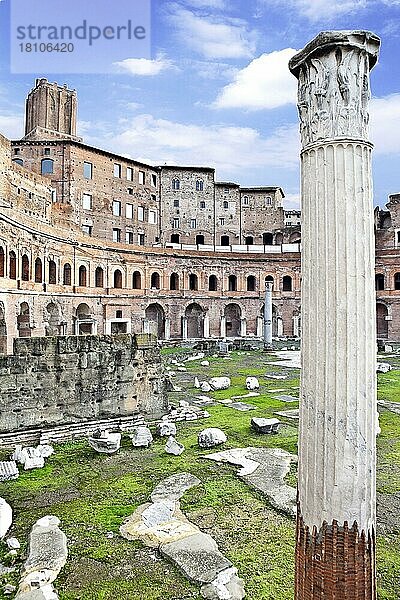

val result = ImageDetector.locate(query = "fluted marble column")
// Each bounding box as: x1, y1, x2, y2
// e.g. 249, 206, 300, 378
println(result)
264, 282, 273, 348
289, 31, 380, 600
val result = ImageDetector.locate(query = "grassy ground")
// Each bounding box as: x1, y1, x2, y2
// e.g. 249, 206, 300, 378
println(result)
0, 349, 399, 599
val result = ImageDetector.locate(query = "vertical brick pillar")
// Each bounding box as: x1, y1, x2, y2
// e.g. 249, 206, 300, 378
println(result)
289, 31, 380, 600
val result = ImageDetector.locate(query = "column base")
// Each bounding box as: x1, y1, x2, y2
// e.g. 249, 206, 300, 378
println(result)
295, 504, 376, 600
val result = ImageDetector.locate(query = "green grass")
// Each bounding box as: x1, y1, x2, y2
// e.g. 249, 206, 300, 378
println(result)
0, 350, 399, 599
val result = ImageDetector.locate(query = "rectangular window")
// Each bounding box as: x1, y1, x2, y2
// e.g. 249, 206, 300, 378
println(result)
138, 206, 144, 221
174, 199, 179, 208
126, 231, 134, 244
114, 163, 121, 178
127, 167, 133, 181
113, 228, 121, 242
138, 233, 145, 246
44, 147, 51, 156
219, 217, 225, 226
82, 193, 92, 210
113, 200, 121, 216
151, 174, 157, 187
127, 187, 134, 195
173, 218, 180, 229
138, 170, 145, 185
149, 210, 157, 224
51, 189, 57, 203
82, 224, 92, 236
126, 203, 133, 219
84, 162, 93, 179
190, 218, 197, 229
242, 196, 249, 206
265, 196, 273, 206
151, 194, 157, 202
200, 201, 206, 209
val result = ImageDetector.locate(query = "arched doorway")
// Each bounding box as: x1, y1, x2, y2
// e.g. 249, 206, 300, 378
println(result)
225, 304, 241, 337
17, 302, 31, 338
376, 303, 389, 339
45, 303, 61, 336
76, 303, 94, 335
0, 302, 7, 354
185, 303, 204, 338
145, 304, 165, 339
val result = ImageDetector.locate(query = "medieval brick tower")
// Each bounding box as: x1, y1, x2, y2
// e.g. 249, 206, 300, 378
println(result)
24, 78, 80, 141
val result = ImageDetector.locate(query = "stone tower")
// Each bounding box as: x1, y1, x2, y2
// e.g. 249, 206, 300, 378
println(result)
24, 78, 80, 141
289, 31, 380, 599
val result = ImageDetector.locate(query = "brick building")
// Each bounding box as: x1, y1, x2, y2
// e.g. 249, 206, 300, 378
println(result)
0, 78, 398, 352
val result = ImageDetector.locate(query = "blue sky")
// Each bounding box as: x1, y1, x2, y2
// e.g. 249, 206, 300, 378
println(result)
1, 0, 400, 209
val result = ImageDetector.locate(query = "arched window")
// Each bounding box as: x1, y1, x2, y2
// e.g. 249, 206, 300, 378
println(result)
395, 273, 400, 290
63, 263, 72, 286
170, 272, 179, 291
247, 275, 256, 291
228, 275, 237, 292
189, 274, 198, 291
132, 271, 142, 289
172, 178, 180, 191
221, 236, 230, 246
263, 232, 273, 245
265, 196, 272, 206
196, 235, 205, 245
283, 275, 293, 292
34, 258, 42, 283
41, 159, 54, 175
265, 275, 274, 289
48, 260, 57, 284
151, 272, 160, 289
79, 265, 87, 287
21, 254, 29, 281
223, 201, 229, 209
114, 269, 123, 289
209, 275, 218, 291
171, 234, 180, 244
0, 248, 4, 277
95, 267, 104, 288
375, 274, 384, 291
245, 236, 254, 245
9, 251, 16, 280
196, 180, 204, 191
13, 158, 23, 167
289, 232, 301, 244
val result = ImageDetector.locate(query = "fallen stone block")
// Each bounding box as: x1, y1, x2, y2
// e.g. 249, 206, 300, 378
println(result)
251, 417, 281, 434
165, 437, 185, 456
198, 428, 227, 449
246, 377, 259, 390
36, 445, 54, 459
156, 421, 177, 437
201, 361, 210, 367
88, 430, 121, 454
6, 537, 20, 550
130, 426, 153, 448
209, 377, 231, 391
200, 381, 212, 393
0, 461, 19, 482
201, 566, 246, 600
0, 498, 12, 538
377, 362, 392, 373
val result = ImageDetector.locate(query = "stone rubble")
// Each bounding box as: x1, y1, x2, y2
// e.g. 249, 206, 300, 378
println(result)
0, 461, 19, 482
120, 473, 245, 600
198, 428, 227, 449
14, 516, 68, 600
251, 418, 281, 434
88, 429, 121, 454
209, 377, 231, 391
245, 377, 259, 390
201, 361, 210, 367
165, 437, 185, 456
0, 497, 12, 538
130, 426, 153, 448
12, 446, 45, 471
377, 362, 392, 373
204, 447, 297, 518
156, 421, 177, 438
6, 537, 20, 550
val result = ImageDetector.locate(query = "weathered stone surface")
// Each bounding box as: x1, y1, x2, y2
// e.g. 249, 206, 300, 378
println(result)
36, 445, 54, 459
198, 428, 227, 449
142, 500, 175, 528
165, 437, 185, 456
151, 473, 201, 503
161, 533, 232, 584
245, 377, 259, 390
15, 516, 67, 600
130, 426, 153, 448
251, 417, 281, 434
194, 377, 201, 389
274, 408, 299, 421
0, 461, 19, 482
200, 382, 212, 393
7, 537, 20, 550
377, 362, 392, 373
88, 430, 121, 454
0, 498, 12, 538
201, 567, 246, 600
275, 394, 298, 403
21, 449, 45, 471
209, 377, 231, 391
201, 361, 210, 367
228, 402, 257, 412
156, 421, 177, 437
205, 447, 297, 517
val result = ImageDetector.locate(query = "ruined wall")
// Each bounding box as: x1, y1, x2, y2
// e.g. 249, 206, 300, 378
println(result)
0, 333, 167, 434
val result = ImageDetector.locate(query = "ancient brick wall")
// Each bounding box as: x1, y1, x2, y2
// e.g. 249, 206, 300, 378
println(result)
0, 334, 167, 434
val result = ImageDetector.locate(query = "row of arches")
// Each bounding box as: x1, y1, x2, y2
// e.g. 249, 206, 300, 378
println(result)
376, 272, 400, 291
170, 232, 301, 246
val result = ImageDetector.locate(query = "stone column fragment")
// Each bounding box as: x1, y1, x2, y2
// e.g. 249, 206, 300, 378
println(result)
289, 30, 380, 600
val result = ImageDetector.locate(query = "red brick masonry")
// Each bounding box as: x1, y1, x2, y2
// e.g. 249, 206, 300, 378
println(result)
295, 505, 376, 600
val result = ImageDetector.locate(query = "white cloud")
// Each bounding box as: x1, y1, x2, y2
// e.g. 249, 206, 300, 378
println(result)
283, 193, 301, 210
167, 5, 257, 59
370, 94, 400, 155
0, 114, 23, 140
213, 49, 298, 110
183, 0, 226, 7
264, 0, 367, 21
85, 115, 300, 178
114, 54, 175, 76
